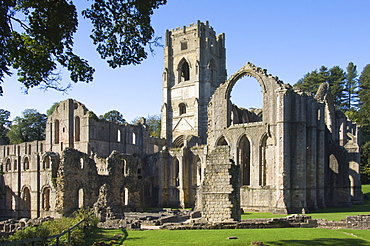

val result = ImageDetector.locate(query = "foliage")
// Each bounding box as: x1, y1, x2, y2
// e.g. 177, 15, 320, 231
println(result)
344, 62, 359, 111
132, 114, 161, 137
361, 142, 370, 184
0, 0, 167, 95
0, 109, 11, 144
88, 111, 100, 121
2, 208, 97, 245
295, 65, 346, 109
146, 114, 161, 137
358, 64, 370, 126
46, 102, 60, 117
99, 110, 126, 124
82, 0, 167, 68
6, 109, 46, 144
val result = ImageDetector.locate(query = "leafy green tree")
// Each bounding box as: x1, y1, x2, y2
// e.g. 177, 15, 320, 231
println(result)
6, 109, 47, 144
99, 110, 126, 124
46, 102, 60, 117
295, 65, 346, 109
0, 0, 167, 95
361, 141, 370, 184
146, 114, 161, 138
0, 109, 11, 144
358, 64, 370, 126
132, 114, 161, 137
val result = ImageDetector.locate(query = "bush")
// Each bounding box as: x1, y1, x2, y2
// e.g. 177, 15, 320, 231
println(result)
3, 208, 98, 245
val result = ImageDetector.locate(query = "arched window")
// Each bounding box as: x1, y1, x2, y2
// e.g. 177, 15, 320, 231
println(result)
329, 154, 339, 174
22, 187, 31, 215
209, 59, 216, 86
43, 156, 51, 169
179, 60, 190, 82
54, 120, 60, 144
133, 132, 137, 145
122, 159, 128, 176
179, 103, 186, 115
24, 157, 30, 170
5, 159, 11, 172
118, 129, 121, 142
238, 135, 251, 186
216, 136, 228, 146
195, 157, 202, 186
13, 160, 17, 170
78, 188, 84, 208
122, 187, 129, 206
260, 135, 275, 186
42, 187, 51, 211
173, 158, 180, 187
75, 116, 80, 141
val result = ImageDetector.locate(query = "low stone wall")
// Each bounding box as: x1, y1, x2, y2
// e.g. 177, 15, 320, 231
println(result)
161, 214, 370, 230
0, 217, 54, 237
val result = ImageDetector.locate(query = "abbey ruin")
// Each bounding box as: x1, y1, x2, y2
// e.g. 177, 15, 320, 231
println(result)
0, 21, 362, 222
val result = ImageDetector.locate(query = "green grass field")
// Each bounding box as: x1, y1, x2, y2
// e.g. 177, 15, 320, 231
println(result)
85, 185, 370, 246
86, 227, 370, 246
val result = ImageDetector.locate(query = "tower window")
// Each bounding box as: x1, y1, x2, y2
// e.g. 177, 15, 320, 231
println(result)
181, 61, 190, 81
181, 41, 188, 50
179, 103, 186, 115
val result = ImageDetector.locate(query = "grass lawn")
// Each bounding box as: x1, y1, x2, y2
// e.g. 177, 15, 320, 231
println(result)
86, 228, 370, 246
85, 185, 370, 245
241, 184, 370, 221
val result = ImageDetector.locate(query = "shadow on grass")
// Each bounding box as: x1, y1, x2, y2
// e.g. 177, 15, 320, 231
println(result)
312, 203, 370, 214
267, 238, 369, 246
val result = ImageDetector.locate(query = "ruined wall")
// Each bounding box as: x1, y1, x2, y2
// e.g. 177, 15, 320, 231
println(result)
201, 146, 240, 222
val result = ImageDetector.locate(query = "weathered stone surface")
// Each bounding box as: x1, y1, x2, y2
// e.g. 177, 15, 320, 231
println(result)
0, 21, 362, 224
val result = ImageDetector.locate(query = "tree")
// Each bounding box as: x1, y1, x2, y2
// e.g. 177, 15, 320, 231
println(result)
358, 64, 370, 127
46, 102, 60, 117
343, 62, 359, 111
295, 65, 346, 109
6, 109, 47, 144
99, 110, 126, 124
0, 109, 11, 144
146, 114, 161, 138
0, 0, 167, 95
132, 114, 161, 137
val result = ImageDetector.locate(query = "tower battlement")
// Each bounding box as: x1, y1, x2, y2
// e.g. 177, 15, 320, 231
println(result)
165, 20, 222, 47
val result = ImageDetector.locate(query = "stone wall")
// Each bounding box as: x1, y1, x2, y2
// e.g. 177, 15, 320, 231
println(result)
201, 146, 240, 222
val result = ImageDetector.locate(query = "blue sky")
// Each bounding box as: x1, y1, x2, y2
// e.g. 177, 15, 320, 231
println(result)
1, 1, 370, 121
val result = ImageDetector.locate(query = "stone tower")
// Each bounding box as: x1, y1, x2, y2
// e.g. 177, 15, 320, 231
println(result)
161, 21, 226, 147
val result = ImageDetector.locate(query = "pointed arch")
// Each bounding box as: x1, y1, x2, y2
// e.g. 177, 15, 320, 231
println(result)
54, 119, 60, 144
22, 186, 31, 217
237, 135, 251, 185
75, 116, 80, 141
172, 158, 180, 187
216, 136, 228, 146
23, 156, 30, 170
260, 133, 276, 186
42, 186, 51, 211
178, 58, 191, 82
208, 59, 217, 86
78, 188, 84, 208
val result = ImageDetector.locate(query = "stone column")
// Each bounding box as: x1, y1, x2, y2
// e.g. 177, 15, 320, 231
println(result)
306, 99, 318, 210
274, 89, 289, 214
290, 93, 307, 213
316, 104, 326, 208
